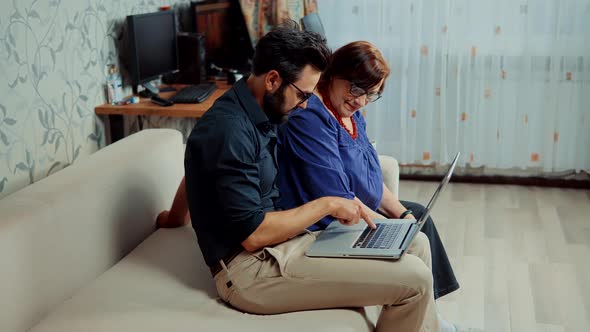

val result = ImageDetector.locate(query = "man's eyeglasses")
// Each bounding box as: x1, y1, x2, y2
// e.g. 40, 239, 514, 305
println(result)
349, 82, 382, 103
288, 81, 314, 106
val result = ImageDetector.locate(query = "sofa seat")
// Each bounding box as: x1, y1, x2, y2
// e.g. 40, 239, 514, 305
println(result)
30, 226, 376, 332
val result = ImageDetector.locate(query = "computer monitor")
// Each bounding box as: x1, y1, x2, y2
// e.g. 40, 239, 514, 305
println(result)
191, 0, 253, 73
127, 10, 179, 94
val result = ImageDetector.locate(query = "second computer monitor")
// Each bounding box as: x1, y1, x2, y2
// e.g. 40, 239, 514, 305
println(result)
191, 0, 253, 72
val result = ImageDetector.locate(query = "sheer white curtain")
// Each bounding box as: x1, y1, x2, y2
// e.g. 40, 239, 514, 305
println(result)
318, 0, 590, 174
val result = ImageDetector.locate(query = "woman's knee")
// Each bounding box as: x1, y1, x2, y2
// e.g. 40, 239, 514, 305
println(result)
412, 202, 427, 215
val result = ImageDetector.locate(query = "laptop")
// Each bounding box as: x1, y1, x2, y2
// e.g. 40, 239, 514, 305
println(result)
306, 152, 461, 260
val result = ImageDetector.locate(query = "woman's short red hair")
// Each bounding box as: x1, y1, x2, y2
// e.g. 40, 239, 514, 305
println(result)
319, 41, 390, 93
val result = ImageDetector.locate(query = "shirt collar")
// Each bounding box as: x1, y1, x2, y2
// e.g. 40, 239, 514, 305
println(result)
233, 75, 272, 131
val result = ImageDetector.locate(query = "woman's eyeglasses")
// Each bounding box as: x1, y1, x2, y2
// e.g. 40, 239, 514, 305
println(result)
349, 82, 382, 103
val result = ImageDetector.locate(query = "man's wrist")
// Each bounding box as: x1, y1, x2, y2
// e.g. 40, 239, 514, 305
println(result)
318, 197, 336, 217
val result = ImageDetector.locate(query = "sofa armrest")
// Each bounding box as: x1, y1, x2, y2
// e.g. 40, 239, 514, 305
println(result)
379, 155, 400, 198
0, 129, 185, 332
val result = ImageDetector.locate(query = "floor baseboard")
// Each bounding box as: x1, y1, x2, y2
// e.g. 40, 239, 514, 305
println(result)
400, 174, 590, 189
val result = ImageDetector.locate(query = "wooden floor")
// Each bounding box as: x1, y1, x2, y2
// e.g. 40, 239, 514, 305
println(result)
398, 180, 590, 332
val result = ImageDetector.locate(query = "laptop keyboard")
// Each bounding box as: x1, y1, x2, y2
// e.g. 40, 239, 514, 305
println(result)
353, 223, 402, 249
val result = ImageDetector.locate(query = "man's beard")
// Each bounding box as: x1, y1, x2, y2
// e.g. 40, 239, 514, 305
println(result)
262, 84, 289, 124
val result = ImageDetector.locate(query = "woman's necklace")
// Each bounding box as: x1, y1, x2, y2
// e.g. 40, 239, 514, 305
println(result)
319, 89, 358, 140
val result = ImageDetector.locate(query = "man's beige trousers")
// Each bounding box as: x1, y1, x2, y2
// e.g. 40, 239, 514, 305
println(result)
214, 231, 440, 332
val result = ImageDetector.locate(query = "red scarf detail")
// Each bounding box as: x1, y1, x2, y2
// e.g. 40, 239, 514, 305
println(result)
319, 88, 358, 140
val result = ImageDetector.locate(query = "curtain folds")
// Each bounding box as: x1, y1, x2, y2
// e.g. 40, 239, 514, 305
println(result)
318, 0, 590, 174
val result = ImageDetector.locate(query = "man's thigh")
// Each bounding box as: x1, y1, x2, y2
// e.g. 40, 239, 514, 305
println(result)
217, 233, 433, 315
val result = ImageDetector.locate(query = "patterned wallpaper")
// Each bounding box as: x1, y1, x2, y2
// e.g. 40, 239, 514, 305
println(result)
0, 0, 191, 199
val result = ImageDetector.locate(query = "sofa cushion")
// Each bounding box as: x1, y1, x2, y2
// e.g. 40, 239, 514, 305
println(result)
30, 226, 375, 332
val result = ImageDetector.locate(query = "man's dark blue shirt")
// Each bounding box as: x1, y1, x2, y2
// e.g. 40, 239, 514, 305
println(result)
185, 77, 279, 267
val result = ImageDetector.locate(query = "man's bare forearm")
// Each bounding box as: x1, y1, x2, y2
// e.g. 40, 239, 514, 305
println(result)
242, 197, 374, 252
158, 176, 190, 228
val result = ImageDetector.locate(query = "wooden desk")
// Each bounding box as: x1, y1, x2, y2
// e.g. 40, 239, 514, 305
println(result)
95, 82, 231, 142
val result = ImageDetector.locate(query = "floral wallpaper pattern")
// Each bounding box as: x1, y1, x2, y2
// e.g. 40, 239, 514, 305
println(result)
0, 0, 190, 199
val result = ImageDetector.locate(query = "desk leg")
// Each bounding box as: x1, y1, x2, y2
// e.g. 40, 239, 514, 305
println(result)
109, 114, 125, 143
137, 115, 144, 131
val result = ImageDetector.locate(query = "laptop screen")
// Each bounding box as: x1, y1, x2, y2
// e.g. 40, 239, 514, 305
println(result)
416, 152, 461, 226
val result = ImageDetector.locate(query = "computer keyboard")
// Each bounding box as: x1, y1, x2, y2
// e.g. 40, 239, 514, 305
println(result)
353, 223, 402, 249
170, 83, 217, 104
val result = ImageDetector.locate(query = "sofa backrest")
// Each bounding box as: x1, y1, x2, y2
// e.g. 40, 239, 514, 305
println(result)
378, 155, 400, 197
0, 129, 185, 332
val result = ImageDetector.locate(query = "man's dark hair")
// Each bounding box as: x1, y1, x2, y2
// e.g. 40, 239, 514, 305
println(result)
251, 20, 331, 82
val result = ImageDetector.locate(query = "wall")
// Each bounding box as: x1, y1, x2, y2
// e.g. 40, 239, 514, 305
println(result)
0, 0, 191, 199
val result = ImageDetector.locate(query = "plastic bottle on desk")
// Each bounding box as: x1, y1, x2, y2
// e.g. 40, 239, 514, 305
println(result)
106, 64, 123, 105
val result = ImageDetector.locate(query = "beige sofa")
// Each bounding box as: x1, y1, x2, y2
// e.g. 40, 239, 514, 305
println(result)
0, 129, 400, 332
